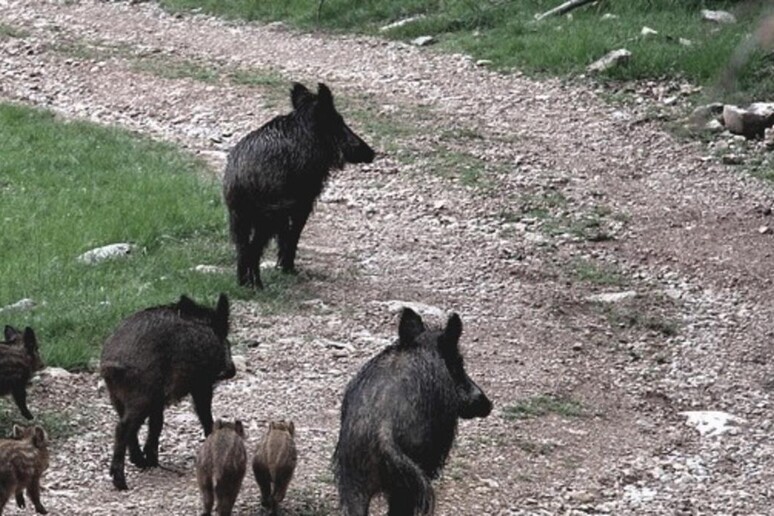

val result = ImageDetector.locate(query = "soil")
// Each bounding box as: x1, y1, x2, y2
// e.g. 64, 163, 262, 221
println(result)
0, 1, 773, 514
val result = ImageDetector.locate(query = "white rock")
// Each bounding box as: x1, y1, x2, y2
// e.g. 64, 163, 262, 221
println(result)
723, 103, 774, 138
679, 37, 693, 46
702, 9, 737, 24
601, 13, 618, 21
42, 367, 73, 379
77, 243, 136, 264
586, 291, 637, 303
378, 300, 446, 319
758, 226, 770, 235
475, 59, 493, 67
192, 264, 229, 274
0, 298, 35, 312
379, 15, 425, 32
411, 36, 436, 47
704, 119, 724, 133
681, 410, 745, 437
232, 354, 247, 373
641, 26, 658, 37
587, 49, 631, 73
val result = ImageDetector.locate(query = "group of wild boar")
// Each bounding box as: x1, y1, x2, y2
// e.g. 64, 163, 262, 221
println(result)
1, 83, 492, 515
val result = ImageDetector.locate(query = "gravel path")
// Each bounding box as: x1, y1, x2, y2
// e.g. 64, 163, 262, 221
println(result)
1, 1, 773, 514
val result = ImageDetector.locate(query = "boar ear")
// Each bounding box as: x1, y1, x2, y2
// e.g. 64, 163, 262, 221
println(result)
4, 325, 20, 342
398, 308, 425, 345
234, 420, 244, 437
440, 313, 462, 356
317, 83, 334, 107
214, 293, 229, 340
288, 421, 295, 436
33, 427, 46, 447
177, 295, 197, 312
11, 424, 23, 439
23, 327, 37, 352
291, 83, 313, 109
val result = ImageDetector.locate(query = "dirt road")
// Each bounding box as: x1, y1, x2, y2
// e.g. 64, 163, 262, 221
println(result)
0, 1, 772, 514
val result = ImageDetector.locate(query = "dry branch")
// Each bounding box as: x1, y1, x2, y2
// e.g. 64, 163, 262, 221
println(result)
534, 0, 597, 21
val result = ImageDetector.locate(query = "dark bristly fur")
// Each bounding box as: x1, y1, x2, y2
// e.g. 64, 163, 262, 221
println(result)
333, 309, 492, 516
0, 326, 45, 420
0, 425, 49, 515
223, 82, 375, 289
100, 294, 236, 491
196, 419, 247, 516
252, 420, 298, 516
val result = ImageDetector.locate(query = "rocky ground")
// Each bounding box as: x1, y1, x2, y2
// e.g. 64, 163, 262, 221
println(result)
1, 1, 773, 514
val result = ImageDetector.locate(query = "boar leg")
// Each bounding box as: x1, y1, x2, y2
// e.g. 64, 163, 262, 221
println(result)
110, 414, 144, 490
28, 476, 47, 515
230, 212, 257, 288
339, 489, 370, 516
143, 404, 164, 467
15, 490, 24, 508
11, 386, 33, 420
277, 207, 311, 273
191, 388, 214, 436
198, 471, 214, 515
252, 459, 272, 508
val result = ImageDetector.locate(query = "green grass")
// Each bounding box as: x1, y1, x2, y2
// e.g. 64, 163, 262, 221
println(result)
571, 259, 627, 287
159, 0, 774, 103
503, 394, 584, 420
0, 22, 29, 39
0, 400, 77, 441
0, 103, 304, 370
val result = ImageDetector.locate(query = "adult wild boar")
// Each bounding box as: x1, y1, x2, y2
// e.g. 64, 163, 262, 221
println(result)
223, 82, 375, 288
334, 308, 492, 515
100, 293, 236, 490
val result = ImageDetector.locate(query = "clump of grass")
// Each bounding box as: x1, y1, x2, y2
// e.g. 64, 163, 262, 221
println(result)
132, 57, 219, 83
503, 394, 584, 420
0, 23, 29, 39
0, 402, 77, 441
602, 304, 679, 337
0, 103, 301, 370
571, 259, 627, 287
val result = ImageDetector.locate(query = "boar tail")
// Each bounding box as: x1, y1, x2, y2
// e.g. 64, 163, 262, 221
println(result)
378, 424, 435, 515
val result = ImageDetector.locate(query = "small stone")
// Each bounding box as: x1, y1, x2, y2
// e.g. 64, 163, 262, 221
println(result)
702, 9, 737, 25
232, 354, 247, 373
721, 154, 744, 165
601, 13, 618, 21
586, 291, 637, 303
572, 342, 584, 351
679, 37, 693, 47
41, 367, 73, 379
191, 264, 228, 274
77, 243, 136, 264
704, 119, 724, 133
379, 300, 446, 319
641, 26, 658, 37
587, 49, 631, 73
411, 36, 436, 47
475, 59, 493, 67
0, 298, 35, 313
758, 226, 770, 235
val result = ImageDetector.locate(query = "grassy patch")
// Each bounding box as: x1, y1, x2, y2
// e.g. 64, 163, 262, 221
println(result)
601, 304, 679, 337
132, 57, 219, 83
159, 0, 774, 103
571, 259, 627, 287
0, 103, 304, 370
503, 394, 584, 420
0, 23, 29, 39
0, 402, 77, 441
